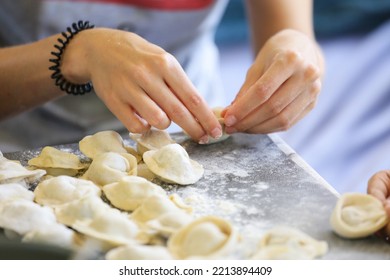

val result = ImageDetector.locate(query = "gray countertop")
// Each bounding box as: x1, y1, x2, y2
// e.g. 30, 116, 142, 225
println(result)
4, 133, 390, 259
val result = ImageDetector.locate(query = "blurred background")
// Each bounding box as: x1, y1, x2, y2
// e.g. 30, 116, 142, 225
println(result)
215, 0, 390, 195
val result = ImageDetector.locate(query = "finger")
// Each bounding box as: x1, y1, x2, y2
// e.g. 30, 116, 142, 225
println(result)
227, 78, 320, 134
141, 76, 211, 142
224, 51, 301, 127
367, 171, 390, 204
161, 57, 222, 140
244, 95, 316, 135
124, 83, 171, 130
104, 93, 151, 133
227, 74, 317, 133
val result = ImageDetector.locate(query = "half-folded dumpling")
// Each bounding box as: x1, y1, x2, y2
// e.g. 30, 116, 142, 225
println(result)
130, 128, 176, 156
82, 152, 137, 186
143, 143, 204, 185
106, 244, 173, 260
34, 175, 101, 208
0, 155, 46, 185
79, 130, 128, 159
103, 176, 166, 211
250, 226, 328, 260
28, 146, 86, 176
330, 193, 388, 239
167, 216, 238, 259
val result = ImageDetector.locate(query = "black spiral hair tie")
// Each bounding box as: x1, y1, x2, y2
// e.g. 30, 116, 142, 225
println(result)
49, 20, 95, 95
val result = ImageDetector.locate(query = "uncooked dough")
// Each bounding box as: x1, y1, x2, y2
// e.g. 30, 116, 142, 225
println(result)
167, 215, 238, 259
251, 226, 328, 260
143, 143, 204, 185
330, 193, 388, 239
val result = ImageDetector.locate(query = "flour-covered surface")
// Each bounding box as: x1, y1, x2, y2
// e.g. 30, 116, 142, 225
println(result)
4, 133, 390, 259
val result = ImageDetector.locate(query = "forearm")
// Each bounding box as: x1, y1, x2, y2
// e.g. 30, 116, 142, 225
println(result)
245, 0, 324, 75
0, 35, 66, 120
245, 0, 314, 52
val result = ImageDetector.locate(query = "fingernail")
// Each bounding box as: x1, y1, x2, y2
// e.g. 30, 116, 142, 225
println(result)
198, 135, 209, 145
225, 115, 237, 127
211, 127, 222, 139
225, 127, 237, 134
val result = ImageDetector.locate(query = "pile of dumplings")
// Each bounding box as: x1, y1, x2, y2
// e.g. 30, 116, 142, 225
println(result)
0, 130, 330, 260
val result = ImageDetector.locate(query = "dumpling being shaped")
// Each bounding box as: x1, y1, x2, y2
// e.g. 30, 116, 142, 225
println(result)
28, 146, 86, 177
207, 107, 230, 144
330, 193, 388, 239
0, 183, 34, 204
0, 199, 57, 235
143, 143, 204, 185
130, 128, 176, 156
34, 175, 101, 208
103, 176, 166, 211
82, 152, 137, 186
79, 130, 127, 159
0, 155, 46, 185
251, 226, 328, 260
167, 215, 238, 259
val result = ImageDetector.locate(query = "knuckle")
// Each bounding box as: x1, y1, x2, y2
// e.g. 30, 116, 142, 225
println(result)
168, 104, 188, 120
253, 83, 271, 99
268, 100, 284, 116
188, 93, 202, 107
277, 114, 292, 131
310, 80, 322, 97
276, 49, 302, 66
149, 110, 170, 128
304, 64, 320, 81
156, 52, 177, 70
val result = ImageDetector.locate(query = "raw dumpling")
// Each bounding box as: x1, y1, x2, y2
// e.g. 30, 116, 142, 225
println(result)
28, 146, 86, 176
143, 143, 204, 185
208, 107, 230, 144
330, 193, 388, 239
0, 155, 45, 185
22, 223, 77, 250
130, 128, 176, 156
106, 244, 173, 260
250, 226, 328, 260
34, 176, 101, 208
71, 207, 141, 246
136, 163, 156, 181
130, 194, 185, 223
103, 176, 166, 211
0, 199, 57, 236
79, 130, 127, 159
0, 183, 34, 204
55, 196, 111, 226
146, 211, 193, 238
167, 216, 238, 259
82, 152, 137, 186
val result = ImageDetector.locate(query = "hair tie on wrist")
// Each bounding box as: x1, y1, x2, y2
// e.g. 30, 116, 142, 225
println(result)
49, 20, 94, 95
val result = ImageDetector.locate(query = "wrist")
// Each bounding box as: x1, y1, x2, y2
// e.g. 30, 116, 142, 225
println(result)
49, 21, 94, 95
